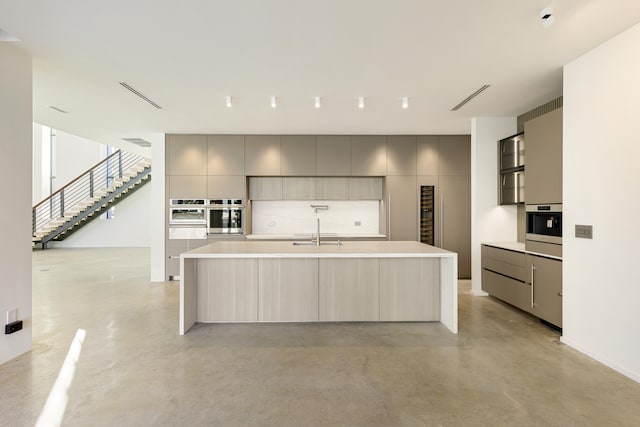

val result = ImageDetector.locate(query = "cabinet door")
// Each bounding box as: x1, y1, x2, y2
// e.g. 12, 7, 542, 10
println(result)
319, 259, 379, 321
387, 136, 417, 175
527, 254, 562, 327
316, 136, 351, 176
259, 259, 318, 321
280, 136, 316, 176
417, 136, 439, 175
385, 175, 417, 241
348, 177, 383, 200
351, 136, 387, 176
282, 177, 315, 200
167, 135, 207, 175
245, 135, 280, 176
248, 177, 282, 200
524, 108, 563, 204
314, 177, 349, 200
207, 176, 246, 199
207, 135, 245, 175
438, 135, 470, 175
439, 175, 471, 279
168, 175, 207, 198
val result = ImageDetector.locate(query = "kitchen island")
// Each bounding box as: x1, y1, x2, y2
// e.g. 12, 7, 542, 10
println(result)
180, 241, 458, 334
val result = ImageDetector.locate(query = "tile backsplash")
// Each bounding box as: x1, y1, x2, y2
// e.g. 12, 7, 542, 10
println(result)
251, 200, 380, 235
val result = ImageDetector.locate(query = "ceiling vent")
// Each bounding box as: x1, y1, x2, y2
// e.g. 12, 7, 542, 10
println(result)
451, 85, 491, 111
118, 82, 162, 109
122, 138, 152, 147
48, 106, 69, 114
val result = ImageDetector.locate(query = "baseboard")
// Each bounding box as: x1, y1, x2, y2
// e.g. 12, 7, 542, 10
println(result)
469, 289, 489, 296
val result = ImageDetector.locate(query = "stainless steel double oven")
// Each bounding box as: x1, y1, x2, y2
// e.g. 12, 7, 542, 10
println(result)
207, 199, 244, 235
169, 199, 245, 238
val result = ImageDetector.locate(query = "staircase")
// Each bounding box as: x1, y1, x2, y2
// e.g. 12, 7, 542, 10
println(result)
32, 150, 151, 248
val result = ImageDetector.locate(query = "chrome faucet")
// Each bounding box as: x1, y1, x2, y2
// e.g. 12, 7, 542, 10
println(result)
315, 218, 321, 246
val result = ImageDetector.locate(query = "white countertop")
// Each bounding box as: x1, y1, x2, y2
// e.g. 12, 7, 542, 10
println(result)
245, 233, 387, 240
182, 240, 456, 259
482, 241, 562, 261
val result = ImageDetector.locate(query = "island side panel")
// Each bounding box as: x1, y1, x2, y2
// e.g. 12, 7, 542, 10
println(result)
379, 258, 440, 321
196, 259, 259, 322
180, 257, 197, 335
259, 258, 319, 321
439, 255, 458, 334
319, 258, 380, 321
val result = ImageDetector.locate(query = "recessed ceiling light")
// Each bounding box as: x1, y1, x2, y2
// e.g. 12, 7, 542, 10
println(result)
48, 106, 69, 114
314, 96, 321, 109
402, 97, 409, 109
358, 97, 365, 109
225, 96, 232, 108
271, 96, 277, 108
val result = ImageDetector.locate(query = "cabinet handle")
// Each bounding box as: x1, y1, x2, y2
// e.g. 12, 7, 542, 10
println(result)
440, 193, 444, 248
388, 193, 392, 241
530, 264, 535, 308
557, 292, 563, 297
502, 175, 506, 186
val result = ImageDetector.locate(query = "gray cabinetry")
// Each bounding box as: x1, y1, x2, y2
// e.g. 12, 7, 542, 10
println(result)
168, 175, 207, 198
438, 135, 470, 176
386, 175, 417, 241
207, 176, 246, 199
167, 135, 208, 175
481, 245, 530, 312
351, 136, 387, 176
524, 108, 563, 204
248, 177, 282, 200
440, 175, 471, 278
316, 136, 351, 176
314, 177, 349, 200
319, 259, 379, 321
417, 136, 439, 175
280, 136, 316, 176
387, 136, 417, 175
245, 135, 281, 176
527, 254, 562, 328
348, 177, 383, 200
282, 177, 315, 199
207, 135, 245, 175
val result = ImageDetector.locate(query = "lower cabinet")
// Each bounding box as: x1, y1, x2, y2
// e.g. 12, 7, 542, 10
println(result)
259, 259, 319, 321
319, 259, 379, 321
481, 245, 562, 328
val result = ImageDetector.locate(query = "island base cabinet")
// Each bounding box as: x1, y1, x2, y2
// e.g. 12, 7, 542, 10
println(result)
259, 259, 319, 321
319, 259, 380, 321
527, 254, 562, 328
379, 258, 440, 321
196, 259, 258, 322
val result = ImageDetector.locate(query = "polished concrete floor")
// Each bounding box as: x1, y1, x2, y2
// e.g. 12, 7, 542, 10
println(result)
1, 248, 639, 426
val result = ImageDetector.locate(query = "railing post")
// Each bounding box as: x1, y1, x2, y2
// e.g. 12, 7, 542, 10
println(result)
60, 190, 65, 217
89, 170, 94, 197
118, 151, 123, 178
32, 209, 36, 234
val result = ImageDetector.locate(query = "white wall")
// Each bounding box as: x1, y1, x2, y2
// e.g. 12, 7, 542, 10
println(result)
0, 43, 32, 364
52, 129, 103, 192
562, 22, 640, 382
470, 117, 518, 295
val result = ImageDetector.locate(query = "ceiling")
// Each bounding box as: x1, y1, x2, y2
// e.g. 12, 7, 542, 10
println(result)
1, 0, 640, 152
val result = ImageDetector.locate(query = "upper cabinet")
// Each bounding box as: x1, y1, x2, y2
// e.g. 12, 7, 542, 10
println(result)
387, 136, 417, 176
416, 136, 439, 175
167, 135, 208, 175
208, 135, 245, 175
245, 135, 281, 176
438, 135, 470, 176
351, 136, 387, 176
280, 136, 316, 176
316, 136, 351, 176
524, 108, 563, 204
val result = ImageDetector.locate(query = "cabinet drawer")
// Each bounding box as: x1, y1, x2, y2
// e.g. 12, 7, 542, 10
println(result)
482, 269, 532, 313
481, 245, 526, 266
481, 245, 526, 281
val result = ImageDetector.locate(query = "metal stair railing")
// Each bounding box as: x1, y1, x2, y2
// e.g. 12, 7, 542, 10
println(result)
32, 150, 149, 237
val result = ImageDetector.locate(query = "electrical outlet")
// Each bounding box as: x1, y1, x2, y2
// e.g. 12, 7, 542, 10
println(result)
5, 321, 23, 335
354, 221, 362, 226
268, 221, 276, 227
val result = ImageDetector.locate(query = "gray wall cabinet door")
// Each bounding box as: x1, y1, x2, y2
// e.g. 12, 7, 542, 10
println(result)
245, 135, 281, 176
351, 136, 387, 176
438, 135, 471, 176
248, 177, 283, 200
314, 177, 349, 200
527, 254, 562, 328
168, 175, 208, 198
387, 136, 417, 175
439, 175, 471, 279
316, 136, 351, 176
280, 136, 317, 176
207, 176, 247, 199
207, 135, 245, 175
385, 175, 418, 241
524, 108, 563, 204
416, 136, 439, 175
167, 135, 208, 176
348, 177, 383, 200
282, 177, 315, 200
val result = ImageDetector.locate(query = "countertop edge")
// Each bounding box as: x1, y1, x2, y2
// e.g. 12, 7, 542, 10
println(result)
482, 242, 562, 261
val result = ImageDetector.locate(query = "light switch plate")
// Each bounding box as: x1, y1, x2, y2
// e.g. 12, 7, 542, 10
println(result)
575, 225, 593, 239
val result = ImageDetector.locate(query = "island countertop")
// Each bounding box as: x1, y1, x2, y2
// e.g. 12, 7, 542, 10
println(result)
182, 240, 456, 259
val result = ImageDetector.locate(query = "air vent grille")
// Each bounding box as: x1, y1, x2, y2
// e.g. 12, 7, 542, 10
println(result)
451, 85, 491, 111
517, 97, 563, 132
119, 82, 162, 109
122, 138, 152, 147
49, 106, 69, 114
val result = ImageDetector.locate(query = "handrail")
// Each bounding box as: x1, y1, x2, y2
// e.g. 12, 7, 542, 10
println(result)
32, 150, 123, 211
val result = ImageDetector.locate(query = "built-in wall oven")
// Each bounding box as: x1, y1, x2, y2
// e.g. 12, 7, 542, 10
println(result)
526, 204, 562, 245
208, 199, 244, 234
169, 199, 208, 239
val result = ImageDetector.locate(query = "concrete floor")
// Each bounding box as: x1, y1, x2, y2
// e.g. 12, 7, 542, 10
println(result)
1, 248, 639, 426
